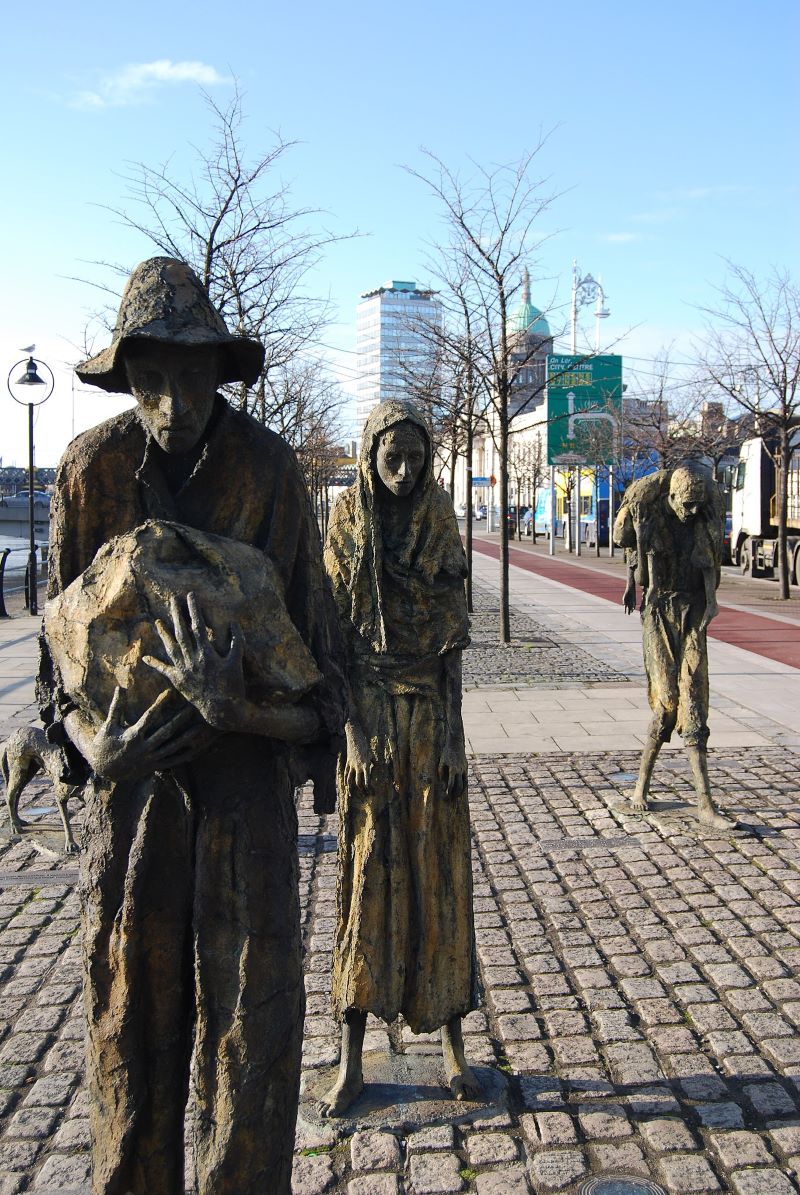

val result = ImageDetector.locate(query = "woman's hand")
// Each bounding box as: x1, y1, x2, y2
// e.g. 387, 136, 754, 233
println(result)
344, 721, 372, 789
143, 593, 246, 732
69, 687, 208, 781
439, 735, 467, 798
622, 580, 637, 615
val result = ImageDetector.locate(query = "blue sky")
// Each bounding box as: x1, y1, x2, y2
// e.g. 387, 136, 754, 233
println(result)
1, 0, 797, 465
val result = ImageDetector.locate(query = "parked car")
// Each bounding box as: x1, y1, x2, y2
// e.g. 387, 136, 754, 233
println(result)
2, 490, 50, 508
455, 502, 467, 518
474, 503, 487, 521
506, 505, 530, 536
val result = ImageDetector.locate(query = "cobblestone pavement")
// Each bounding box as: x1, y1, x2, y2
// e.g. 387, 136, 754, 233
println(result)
464, 585, 629, 690
2, 747, 800, 1193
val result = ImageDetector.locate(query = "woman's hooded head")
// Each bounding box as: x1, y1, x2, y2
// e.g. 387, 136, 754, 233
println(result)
326, 400, 468, 655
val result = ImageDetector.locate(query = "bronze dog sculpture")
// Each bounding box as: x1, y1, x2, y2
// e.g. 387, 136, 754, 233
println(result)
0, 726, 82, 854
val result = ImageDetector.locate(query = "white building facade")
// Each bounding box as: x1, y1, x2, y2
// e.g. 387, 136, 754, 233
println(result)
356, 280, 442, 437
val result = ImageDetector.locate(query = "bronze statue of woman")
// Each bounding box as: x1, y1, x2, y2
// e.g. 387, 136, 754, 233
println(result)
321, 399, 480, 1116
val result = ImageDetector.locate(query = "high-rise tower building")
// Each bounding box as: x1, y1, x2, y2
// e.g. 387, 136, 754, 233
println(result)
355, 280, 442, 435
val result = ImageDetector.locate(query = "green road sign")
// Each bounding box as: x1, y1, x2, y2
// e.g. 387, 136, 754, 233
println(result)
546, 354, 623, 465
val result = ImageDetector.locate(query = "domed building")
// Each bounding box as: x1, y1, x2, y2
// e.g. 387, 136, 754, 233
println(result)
508, 268, 553, 418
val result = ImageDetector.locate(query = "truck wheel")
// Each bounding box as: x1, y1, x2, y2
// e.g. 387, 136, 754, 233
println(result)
740, 543, 751, 575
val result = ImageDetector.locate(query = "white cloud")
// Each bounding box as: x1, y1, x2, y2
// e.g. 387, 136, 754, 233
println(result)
653, 184, 750, 204
600, 232, 643, 244
69, 59, 228, 110
632, 208, 680, 226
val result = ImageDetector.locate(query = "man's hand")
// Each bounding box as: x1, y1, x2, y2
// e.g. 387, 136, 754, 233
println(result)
79, 687, 207, 781
622, 581, 637, 615
699, 597, 720, 630
439, 736, 467, 798
344, 721, 372, 789
143, 593, 246, 732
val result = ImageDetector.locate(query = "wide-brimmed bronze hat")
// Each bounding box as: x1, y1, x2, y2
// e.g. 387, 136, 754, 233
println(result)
76, 257, 265, 394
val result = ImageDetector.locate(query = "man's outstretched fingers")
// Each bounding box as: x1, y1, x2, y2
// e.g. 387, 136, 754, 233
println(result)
104, 686, 126, 729
186, 592, 208, 649
153, 617, 180, 666
170, 595, 195, 662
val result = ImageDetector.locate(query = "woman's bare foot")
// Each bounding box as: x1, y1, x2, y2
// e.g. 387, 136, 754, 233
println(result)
320, 1072, 364, 1118
628, 789, 649, 813
448, 1062, 481, 1101
442, 1016, 482, 1102
696, 798, 738, 831
320, 1009, 366, 1118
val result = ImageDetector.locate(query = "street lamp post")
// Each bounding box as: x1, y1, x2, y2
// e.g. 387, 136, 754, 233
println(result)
570, 261, 611, 353
570, 264, 611, 556
7, 355, 54, 616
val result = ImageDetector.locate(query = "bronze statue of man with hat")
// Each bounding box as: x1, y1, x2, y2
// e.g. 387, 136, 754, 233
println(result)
38, 257, 345, 1194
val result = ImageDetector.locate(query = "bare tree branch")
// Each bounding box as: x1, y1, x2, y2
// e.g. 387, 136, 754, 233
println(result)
695, 263, 800, 596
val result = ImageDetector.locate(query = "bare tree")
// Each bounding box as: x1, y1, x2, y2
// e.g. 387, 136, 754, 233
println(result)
697, 264, 800, 597
389, 260, 492, 610
406, 148, 561, 642
508, 436, 545, 541
264, 356, 346, 526
619, 350, 695, 470
89, 84, 352, 434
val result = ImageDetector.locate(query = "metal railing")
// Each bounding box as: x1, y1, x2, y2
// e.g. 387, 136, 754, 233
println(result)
0, 544, 48, 618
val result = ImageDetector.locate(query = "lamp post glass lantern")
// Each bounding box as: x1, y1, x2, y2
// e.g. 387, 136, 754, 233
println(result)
571, 261, 611, 353
7, 355, 54, 616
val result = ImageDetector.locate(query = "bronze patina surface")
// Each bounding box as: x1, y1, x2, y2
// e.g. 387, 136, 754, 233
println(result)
321, 399, 481, 1117
613, 461, 734, 830
38, 257, 345, 1194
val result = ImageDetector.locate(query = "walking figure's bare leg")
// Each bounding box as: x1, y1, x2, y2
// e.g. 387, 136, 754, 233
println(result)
630, 734, 661, 812
441, 1015, 481, 1101
320, 1009, 367, 1118
687, 744, 737, 830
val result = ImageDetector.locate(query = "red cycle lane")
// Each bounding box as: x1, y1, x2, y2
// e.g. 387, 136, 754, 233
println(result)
471, 537, 800, 672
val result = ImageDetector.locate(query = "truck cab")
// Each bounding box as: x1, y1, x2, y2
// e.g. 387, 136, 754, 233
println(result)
730, 437, 773, 568
731, 432, 800, 581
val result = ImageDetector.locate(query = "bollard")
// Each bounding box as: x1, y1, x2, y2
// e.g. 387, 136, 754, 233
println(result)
0, 549, 10, 618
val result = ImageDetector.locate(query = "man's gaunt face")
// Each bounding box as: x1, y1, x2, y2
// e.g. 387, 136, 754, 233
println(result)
668, 469, 707, 523
375, 422, 426, 497
123, 341, 222, 454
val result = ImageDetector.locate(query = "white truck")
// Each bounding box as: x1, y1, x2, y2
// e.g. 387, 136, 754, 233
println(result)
730, 433, 800, 582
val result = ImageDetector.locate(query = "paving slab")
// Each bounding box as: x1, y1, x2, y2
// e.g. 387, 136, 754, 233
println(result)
1, 543, 799, 1192
0, 748, 797, 1192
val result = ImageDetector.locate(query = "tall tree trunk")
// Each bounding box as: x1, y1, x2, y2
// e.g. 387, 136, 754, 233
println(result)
465, 417, 474, 614
499, 412, 510, 644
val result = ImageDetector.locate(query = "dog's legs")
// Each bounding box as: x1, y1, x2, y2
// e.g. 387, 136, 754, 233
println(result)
5, 765, 31, 834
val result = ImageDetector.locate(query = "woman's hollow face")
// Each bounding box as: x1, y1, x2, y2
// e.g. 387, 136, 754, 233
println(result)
375, 423, 426, 498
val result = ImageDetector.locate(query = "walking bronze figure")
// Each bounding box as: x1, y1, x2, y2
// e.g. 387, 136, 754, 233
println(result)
614, 461, 735, 830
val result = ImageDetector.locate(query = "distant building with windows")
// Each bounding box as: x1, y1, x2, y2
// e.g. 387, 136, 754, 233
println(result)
355, 280, 442, 436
